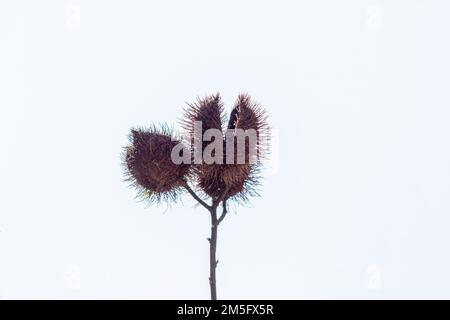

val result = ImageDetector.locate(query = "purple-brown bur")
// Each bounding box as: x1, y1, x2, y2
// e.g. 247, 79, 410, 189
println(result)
123, 126, 191, 203
182, 93, 269, 202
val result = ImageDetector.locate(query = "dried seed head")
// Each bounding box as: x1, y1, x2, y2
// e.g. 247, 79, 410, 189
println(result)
197, 162, 262, 203
182, 93, 270, 203
123, 125, 191, 204
181, 93, 225, 140
219, 94, 270, 202
181, 93, 227, 198
232, 93, 270, 159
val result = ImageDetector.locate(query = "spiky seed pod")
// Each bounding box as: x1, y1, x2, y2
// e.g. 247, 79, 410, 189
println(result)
123, 125, 191, 204
181, 93, 225, 145
182, 93, 270, 202
219, 94, 270, 201
181, 93, 228, 199
232, 93, 270, 160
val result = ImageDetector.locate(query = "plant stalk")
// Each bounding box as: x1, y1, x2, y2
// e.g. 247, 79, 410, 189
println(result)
209, 207, 218, 300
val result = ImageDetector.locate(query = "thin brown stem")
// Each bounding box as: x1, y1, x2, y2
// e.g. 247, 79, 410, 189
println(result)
183, 183, 211, 210
217, 200, 227, 226
209, 206, 218, 300
209, 199, 228, 300
184, 183, 229, 300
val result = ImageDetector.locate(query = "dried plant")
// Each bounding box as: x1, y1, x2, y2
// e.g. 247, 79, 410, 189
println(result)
122, 93, 270, 299
123, 125, 191, 204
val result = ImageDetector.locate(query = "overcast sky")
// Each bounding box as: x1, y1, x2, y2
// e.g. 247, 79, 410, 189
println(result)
1, 0, 450, 299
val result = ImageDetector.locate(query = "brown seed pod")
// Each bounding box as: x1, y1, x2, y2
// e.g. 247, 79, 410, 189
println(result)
122, 125, 191, 204
182, 93, 270, 202
232, 93, 270, 160
180, 93, 225, 144
218, 94, 270, 202
180, 93, 227, 199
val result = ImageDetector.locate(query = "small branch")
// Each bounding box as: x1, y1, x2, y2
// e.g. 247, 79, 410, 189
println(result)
184, 183, 211, 210
212, 187, 230, 210
216, 200, 228, 226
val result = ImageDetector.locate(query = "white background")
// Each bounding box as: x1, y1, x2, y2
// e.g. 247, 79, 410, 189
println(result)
1, 0, 449, 299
